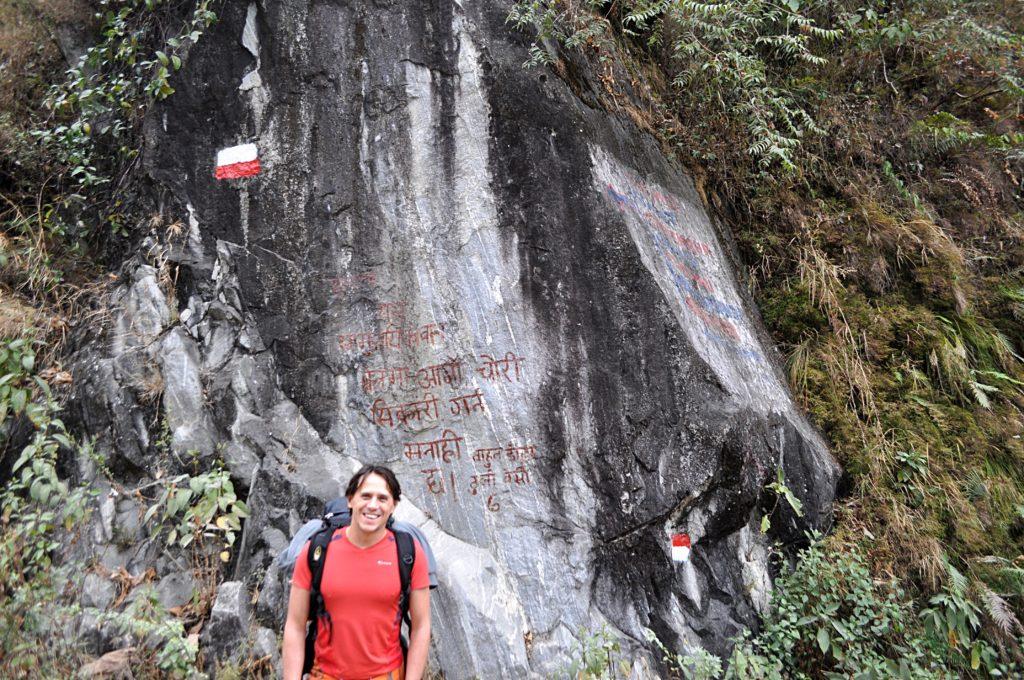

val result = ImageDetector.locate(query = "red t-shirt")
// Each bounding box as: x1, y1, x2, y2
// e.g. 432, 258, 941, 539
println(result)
292, 528, 429, 678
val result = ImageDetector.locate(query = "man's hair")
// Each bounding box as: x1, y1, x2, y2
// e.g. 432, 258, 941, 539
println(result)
344, 464, 402, 502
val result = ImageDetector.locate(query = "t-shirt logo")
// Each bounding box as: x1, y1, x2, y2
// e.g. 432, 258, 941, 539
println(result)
377, 560, 393, 566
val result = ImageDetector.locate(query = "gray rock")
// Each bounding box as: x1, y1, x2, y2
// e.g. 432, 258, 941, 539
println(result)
73, 357, 149, 471
74, 610, 104, 655
251, 626, 280, 670
202, 581, 251, 665
114, 498, 143, 542
254, 562, 284, 629
159, 327, 216, 457
155, 571, 197, 610
202, 321, 237, 372
124, 539, 162, 579
95, 492, 115, 544
222, 441, 260, 489
116, 265, 171, 345
96, 544, 130, 573
82, 573, 117, 610
260, 526, 288, 557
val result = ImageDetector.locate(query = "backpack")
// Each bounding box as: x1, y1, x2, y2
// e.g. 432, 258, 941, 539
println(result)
278, 498, 437, 675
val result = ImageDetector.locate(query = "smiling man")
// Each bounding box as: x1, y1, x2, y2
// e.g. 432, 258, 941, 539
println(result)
282, 465, 431, 680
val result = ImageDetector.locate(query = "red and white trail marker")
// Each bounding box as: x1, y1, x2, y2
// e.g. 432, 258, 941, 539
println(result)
671, 533, 691, 563
215, 143, 260, 180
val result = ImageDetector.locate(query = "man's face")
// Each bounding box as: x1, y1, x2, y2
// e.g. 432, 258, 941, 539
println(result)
348, 473, 395, 535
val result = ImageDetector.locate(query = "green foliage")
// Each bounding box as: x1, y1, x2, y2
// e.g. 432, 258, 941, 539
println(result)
507, 0, 611, 67
894, 447, 928, 506
0, 570, 88, 677
0, 336, 38, 424
760, 468, 804, 533
35, 0, 217, 207
917, 562, 1019, 675
564, 626, 630, 678
638, 539, 1022, 678
0, 335, 244, 675
928, 314, 1022, 409
0, 337, 92, 590
1, 0, 217, 321
658, 0, 839, 171
143, 463, 249, 562
508, 0, 840, 173
730, 537, 947, 679
910, 112, 987, 157
0, 338, 94, 675
837, 3, 920, 49
644, 629, 723, 679
96, 587, 201, 677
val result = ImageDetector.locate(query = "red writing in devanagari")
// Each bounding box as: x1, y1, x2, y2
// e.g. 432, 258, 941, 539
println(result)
421, 468, 457, 496
476, 352, 526, 383
449, 389, 486, 416
505, 443, 537, 462
361, 358, 464, 394
403, 430, 463, 463
377, 301, 407, 327
339, 322, 445, 356
371, 393, 440, 428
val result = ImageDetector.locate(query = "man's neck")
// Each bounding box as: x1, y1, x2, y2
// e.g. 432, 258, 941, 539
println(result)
346, 525, 387, 549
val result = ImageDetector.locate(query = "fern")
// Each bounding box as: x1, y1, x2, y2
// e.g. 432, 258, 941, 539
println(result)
977, 582, 1024, 639
969, 378, 998, 409
508, 0, 840, 173
911, 112, 985, 156
622, 0, 670, 35
948, 562, 971, 598
1003, 287, 1024, 323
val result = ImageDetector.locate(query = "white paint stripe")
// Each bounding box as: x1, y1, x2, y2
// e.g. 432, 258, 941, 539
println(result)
216, 143, 258, 167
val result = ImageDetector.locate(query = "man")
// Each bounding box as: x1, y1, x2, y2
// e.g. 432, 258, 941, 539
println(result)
282, 465, 431, 680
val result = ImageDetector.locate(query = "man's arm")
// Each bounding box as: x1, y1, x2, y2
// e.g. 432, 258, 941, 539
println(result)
404, 587, 431, 680
282, 584, 310, 680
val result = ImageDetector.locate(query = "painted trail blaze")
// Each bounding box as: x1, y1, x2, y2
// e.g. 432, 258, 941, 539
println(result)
215, 143, 260, 179
671, 533, 691, 563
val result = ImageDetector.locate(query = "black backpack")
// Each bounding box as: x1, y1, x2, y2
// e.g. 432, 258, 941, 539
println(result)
302, 499, 416, 675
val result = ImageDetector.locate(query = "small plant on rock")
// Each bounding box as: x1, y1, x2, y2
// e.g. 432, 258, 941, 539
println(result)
142, 463, 249, 563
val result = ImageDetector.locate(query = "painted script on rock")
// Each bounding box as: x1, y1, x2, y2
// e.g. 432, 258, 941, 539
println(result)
591, 147, 789, 409
337, 296, 534, 514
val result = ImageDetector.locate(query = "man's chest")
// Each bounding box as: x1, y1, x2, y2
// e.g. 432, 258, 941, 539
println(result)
319, 541, 402, 607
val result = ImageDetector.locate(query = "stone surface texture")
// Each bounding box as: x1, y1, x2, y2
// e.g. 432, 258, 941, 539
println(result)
68, 0, 840, 676
202, 580, 252, 664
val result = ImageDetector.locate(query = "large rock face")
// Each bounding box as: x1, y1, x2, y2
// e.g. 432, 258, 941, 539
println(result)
72, 0, 839, 675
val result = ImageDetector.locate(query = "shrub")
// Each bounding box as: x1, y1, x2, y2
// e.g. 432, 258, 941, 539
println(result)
730, 536, 948, 679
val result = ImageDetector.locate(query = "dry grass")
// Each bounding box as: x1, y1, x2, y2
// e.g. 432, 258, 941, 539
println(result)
795, 238, 853, 342
0, 287, 41, 338
136, 360, 165, 404
820, 336, 877, 418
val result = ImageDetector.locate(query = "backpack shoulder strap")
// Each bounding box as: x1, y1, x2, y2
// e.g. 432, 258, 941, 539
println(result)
395, 529, 415, 600
394, 529, 416, 654
308, 527, 334, 602
303, 526, 336, 675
